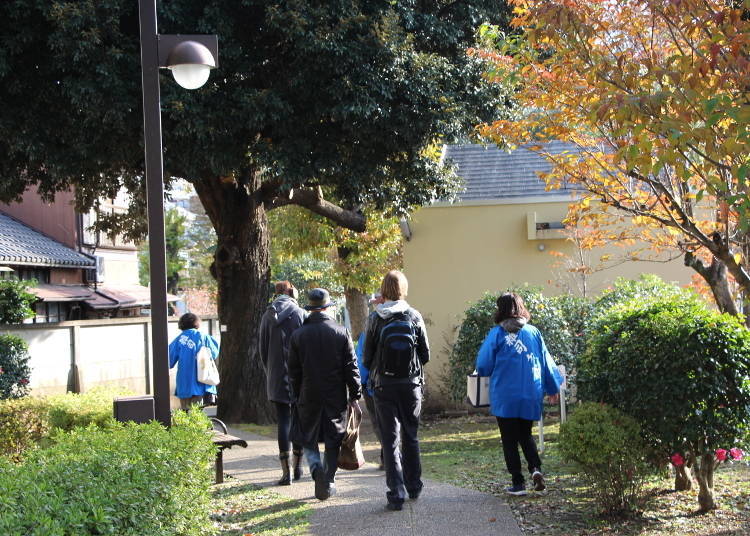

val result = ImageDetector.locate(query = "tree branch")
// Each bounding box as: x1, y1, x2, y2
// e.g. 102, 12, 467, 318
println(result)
266, 187, 366, 232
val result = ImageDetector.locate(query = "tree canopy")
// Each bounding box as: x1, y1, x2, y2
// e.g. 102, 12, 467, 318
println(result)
0, 0, 510, 235
0, 0, 512, 422
479, 0, 750, 317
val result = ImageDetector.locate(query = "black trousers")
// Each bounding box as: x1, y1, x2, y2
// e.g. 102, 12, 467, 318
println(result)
374, 384, 423, 505
274, 401, 301, 453
497, 417, 542, 486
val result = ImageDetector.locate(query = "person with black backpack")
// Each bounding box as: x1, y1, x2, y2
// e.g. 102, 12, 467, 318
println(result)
363, 270, 430, 511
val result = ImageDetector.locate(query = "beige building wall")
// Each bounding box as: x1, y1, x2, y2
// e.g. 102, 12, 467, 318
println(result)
402, 197, 693, 406
97, 249, 140, 286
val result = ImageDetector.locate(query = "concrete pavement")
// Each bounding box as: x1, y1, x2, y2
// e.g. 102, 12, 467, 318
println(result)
221, 424, 523, 536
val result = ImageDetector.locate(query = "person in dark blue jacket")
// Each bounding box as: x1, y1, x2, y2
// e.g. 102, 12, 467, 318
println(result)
168, 313, 220, 410
476, 293, 561, 496
259, 281, 307, 485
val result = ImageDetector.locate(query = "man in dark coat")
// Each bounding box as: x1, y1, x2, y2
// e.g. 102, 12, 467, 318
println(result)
259, 281, 306, 485
288, 288, 361, 500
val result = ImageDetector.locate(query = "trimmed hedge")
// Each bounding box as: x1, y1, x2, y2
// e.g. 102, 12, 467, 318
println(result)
446, 276, 691, 403
579, 293, 750, 453
559, 402, 656, 515
0, 397, 48, 462
446, 285, 579, 402
579, 292, 750, 510
0, 409, 215, 536
0, 388, 131, 461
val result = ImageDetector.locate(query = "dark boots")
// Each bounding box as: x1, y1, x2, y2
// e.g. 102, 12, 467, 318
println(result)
292, 448, 304, 481
324, 447, 340, 496
277, 451, 291, 486
313, 447, 341, 501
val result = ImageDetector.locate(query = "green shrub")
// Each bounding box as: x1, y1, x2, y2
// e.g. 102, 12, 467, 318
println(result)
559, 402, 656, 515
44, 387, 131, 432
0, 279, 36, 324
0, 387, 132, 460
0, 408, 215, 536
0, 335, 31, 399
446, 285, 580, 402
590, 274, 687, 323
0, 397, 48, 462
579, 294, 750, 510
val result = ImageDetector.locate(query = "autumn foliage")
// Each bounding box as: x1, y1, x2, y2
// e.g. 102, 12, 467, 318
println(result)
479, 0, 750, 317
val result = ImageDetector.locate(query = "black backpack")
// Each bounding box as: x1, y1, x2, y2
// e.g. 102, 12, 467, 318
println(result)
377, 312, 419, 378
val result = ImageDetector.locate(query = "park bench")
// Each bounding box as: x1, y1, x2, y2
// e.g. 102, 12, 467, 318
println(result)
211, 430, 248, 484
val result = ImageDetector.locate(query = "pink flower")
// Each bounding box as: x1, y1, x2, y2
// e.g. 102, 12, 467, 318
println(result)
670, 453, 684, 467
715, 448, 728, 462
0, 367, 4, 375
730, 448, 744, 461
18, 378, 28, 385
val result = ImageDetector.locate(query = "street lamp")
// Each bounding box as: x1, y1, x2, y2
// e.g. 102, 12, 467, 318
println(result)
138, 0, 218, 426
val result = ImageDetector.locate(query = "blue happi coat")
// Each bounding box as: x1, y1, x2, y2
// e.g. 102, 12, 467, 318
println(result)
168, 328, 220, 399
475, 322, 561, 421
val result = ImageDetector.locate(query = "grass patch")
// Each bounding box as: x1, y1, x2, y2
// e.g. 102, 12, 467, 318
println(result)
211, 479, 310, 536
364, 413, 750, 536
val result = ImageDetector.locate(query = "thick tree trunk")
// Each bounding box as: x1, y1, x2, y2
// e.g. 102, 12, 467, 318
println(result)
194, 175, 275, 424
695, 453, 717, 511
345, 287, 369, 339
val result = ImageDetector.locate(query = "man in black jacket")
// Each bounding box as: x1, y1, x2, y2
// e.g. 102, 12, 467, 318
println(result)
288, 288, 361, 500
363, 270, 430, 511
259, 281, 306, 485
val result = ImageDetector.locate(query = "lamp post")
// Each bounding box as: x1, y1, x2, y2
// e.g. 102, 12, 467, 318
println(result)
138, 0, 218, 426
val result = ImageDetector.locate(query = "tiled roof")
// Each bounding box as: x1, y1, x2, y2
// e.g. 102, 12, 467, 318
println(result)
444, 141, 583, 201
0, 212, 95, 268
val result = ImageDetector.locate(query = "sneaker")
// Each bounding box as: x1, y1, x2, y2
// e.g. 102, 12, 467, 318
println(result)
385, 502, 403, 511
408, 490, 421, 500
313, 468, 330, 501
532, 470, 546, 492
505, 484, 527, 496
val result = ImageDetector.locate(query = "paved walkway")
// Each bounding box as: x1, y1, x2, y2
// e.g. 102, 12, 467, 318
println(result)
221, 424, 523, 536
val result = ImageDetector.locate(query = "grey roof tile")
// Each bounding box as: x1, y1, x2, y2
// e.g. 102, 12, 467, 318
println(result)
444, 141, 583, 201
0, 212, 95, 268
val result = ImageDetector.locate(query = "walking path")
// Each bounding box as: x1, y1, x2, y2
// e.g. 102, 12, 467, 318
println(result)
221, 424, 523, 536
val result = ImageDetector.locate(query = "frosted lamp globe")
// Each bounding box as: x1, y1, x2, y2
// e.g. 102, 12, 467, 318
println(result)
170, 64, 211, 90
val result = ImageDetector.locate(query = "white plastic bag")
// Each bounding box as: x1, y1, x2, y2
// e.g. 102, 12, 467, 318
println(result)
196, 346, 220, 386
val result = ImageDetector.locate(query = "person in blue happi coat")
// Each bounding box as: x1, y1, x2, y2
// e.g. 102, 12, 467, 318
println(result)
475, 292, 562, 496
355, 291, 385, 470
169, 313, 220, 410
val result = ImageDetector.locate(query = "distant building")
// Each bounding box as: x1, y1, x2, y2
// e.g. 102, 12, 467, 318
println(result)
0, 189, 174, 322
402, 142, 692, 405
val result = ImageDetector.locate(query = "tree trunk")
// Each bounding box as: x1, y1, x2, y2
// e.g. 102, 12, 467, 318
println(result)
194, 175, 275, 424
345, 287, 370, 339
695, 453, 717, 511
674, 463, 693, 491
684, 252, 738, 316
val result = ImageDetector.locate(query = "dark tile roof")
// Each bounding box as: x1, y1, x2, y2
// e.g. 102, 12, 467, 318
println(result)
0, 212, 95, 268
444, 141, 583, 201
